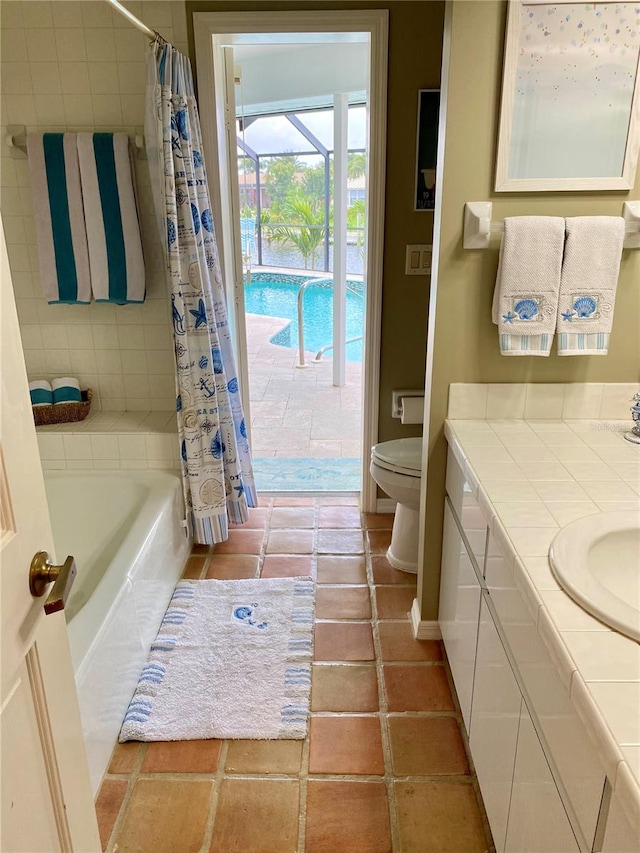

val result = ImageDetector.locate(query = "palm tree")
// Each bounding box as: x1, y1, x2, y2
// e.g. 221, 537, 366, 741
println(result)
347, 199, 366, 261
347, 152, 366, 179
263, 156, 301, 215
272, 197, 326, 270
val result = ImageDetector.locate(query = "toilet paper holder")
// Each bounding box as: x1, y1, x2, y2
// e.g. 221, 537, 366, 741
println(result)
391, 390, 425, 419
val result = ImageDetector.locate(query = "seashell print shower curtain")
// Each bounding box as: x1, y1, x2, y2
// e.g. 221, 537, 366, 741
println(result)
145, 38, 256, 544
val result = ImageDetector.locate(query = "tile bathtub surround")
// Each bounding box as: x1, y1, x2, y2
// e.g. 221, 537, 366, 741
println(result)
1, 1, 363, 457
96, 499, 493, 853
448, 382, 640, 422
445, 417, 640, 834
36, 411, 180, 470
1, 1, 189, 413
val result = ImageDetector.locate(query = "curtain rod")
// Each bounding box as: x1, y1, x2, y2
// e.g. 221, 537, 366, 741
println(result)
104, 0, 158, 41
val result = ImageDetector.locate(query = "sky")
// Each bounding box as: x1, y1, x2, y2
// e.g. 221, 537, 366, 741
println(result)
237, 106, 367, 160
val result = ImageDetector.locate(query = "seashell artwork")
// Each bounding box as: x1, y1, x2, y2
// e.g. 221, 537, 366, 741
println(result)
514, 298, 539, 320
572, 296, 597, 317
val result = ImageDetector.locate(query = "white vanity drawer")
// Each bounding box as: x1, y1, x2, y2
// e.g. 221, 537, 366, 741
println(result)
445, 447, 488, 575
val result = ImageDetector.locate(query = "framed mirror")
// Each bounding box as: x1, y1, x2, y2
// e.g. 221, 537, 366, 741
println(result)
495, 0, 640, 191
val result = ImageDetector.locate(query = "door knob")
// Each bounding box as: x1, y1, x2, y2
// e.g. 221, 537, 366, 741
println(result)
29, 552, 77, 615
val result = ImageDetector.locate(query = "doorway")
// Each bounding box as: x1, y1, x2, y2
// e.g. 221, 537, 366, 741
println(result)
194, 11, 388, 511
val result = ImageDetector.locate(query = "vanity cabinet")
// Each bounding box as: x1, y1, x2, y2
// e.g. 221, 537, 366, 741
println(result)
445, 447, 488, 573
440, 447, 616, 853
466, 593, 580, 853
439, 501, 481, 733
485, 531, 606, 848
505, 707, 580, 853
469, 597, 522, 853
602, 791, 640, 852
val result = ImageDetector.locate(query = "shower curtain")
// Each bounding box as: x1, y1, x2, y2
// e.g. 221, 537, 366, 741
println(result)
145, 38, 256, 544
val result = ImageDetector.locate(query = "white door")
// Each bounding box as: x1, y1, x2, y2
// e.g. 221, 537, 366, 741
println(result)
0, 222, 100, 852
223, 46, 253, 445
206, 41, 251, 446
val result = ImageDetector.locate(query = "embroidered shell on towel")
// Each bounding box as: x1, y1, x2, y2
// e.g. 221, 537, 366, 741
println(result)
514, 299, 539, 320
572, 296, 597, 317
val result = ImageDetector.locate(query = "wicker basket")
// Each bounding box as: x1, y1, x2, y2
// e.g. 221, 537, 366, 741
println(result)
33, 389, 92, 427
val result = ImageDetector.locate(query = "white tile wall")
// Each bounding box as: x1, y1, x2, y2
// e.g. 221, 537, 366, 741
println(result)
36, 410, 180, 470
1, 1, 189, 413
448, 383, 640, 423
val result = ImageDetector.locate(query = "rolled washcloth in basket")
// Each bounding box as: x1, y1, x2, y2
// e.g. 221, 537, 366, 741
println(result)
52, 377, 82, 404
29, 380, 53, 407
76, 133, 145, 304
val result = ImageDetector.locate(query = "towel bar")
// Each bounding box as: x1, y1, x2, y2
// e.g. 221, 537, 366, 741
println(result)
463, 201, 640, 250
4, 125, 146, 159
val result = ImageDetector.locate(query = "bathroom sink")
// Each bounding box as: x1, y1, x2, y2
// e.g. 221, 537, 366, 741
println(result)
549, 512, 640, 643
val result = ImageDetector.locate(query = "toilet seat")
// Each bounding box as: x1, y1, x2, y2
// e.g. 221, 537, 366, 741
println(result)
371, 437, 422, 478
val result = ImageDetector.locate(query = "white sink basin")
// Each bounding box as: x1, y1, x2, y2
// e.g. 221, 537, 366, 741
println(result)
549, 512, 640, 643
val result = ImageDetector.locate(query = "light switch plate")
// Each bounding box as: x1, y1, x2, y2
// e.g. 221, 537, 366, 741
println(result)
405, 244, 432, 275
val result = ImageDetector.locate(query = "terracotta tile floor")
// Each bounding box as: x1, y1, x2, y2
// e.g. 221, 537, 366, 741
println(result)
96, 498, 494, 853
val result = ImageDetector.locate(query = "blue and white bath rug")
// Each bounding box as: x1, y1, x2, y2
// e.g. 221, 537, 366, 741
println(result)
119, 577, 314, 742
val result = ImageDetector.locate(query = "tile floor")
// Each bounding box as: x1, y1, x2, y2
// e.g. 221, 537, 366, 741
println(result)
96, 497, 493, 853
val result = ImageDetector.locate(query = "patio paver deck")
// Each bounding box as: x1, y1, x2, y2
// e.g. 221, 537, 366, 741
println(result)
245, 312, 363, 460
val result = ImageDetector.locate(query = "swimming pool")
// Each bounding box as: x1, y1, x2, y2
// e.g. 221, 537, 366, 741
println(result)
244, 272, 365, 362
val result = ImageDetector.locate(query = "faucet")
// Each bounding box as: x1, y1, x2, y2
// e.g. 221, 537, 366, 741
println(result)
624, 392, 640, 444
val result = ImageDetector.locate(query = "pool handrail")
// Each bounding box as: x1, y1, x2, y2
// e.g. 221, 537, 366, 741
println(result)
314, 336, 364, 362
296, 276, 363, 368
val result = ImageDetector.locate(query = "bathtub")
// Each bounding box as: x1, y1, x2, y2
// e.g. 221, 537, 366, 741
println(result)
43, 470, 191, 794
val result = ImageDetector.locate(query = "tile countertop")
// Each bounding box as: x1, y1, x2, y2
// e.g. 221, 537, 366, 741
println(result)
444, 417, 640, 830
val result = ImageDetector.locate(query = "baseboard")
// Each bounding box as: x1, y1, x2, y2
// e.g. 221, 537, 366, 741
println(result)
410, 598, 442, 640
376, 498, 396, 513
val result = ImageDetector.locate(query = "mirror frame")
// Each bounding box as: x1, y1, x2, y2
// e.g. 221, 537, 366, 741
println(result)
495, 0, 640, 192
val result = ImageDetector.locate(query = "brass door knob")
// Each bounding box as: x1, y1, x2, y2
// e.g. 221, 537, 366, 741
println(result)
29, 552, 77, 615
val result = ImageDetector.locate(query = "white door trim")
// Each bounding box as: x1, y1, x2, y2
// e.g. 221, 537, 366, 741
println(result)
193, 10, 389, 512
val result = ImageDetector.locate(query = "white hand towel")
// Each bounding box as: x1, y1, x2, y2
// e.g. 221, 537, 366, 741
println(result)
52, 377, 81, 404
27, 133, 92, 304
29, 380, 53, 407
492, 216, 565, 356
77, 133, 146, 304
556, 217, 625, 356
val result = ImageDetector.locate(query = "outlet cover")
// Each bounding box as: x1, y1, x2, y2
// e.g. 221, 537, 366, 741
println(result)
405, 244, 432, 275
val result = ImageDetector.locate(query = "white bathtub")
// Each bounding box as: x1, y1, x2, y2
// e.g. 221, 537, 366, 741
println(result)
43, 470, 191, 794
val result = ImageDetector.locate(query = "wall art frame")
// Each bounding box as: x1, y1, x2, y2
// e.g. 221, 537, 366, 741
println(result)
414, 89, 440, 210
495, 0, 640, 192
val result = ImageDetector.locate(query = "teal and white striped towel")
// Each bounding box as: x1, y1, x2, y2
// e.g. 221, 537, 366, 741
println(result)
77, 133, 145, 304
27, 133, 92, 305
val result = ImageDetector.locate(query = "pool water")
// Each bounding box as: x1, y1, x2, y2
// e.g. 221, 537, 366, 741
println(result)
244, 276, 364, 362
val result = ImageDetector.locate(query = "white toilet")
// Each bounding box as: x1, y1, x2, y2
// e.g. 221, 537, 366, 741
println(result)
370, 436, 423, 573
